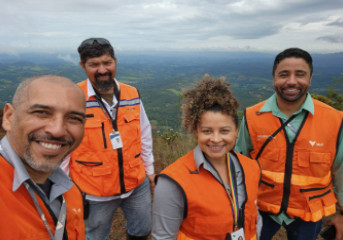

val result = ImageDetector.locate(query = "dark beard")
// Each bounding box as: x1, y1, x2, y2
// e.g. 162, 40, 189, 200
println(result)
94, 72, 114, 92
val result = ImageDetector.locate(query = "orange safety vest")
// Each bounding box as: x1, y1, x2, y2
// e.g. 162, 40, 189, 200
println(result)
70, 81, 146, 196
245, 99, 343, 222
160, 150, 260, 240
0, 155, 85, 239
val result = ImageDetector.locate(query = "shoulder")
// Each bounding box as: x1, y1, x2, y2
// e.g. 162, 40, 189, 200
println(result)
246, 100, 268, 115
312, 98, 343, 120
118, 82, 140, 98
118, 82, 138, 91
162, 150, 195, 173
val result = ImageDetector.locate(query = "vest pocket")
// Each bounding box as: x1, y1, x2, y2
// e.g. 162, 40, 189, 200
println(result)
297, 151, 332, 177
258, 150, 280, 171
129, 153, 142, 168
305, 188, 336, 216
260, 180, 274, 188
74, 158, 113, 177
119, 113, 140, 136
75, 160, 103, 167
84, 118, 108, 149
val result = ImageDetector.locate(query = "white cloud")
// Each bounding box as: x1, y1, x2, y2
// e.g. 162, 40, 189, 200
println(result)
1, 0, 342, 54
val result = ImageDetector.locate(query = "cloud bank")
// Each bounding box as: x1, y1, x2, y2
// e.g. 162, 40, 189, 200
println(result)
1, 0, 342, 54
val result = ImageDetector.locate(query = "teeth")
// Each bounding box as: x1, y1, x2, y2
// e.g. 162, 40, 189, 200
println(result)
284, 88, 298, 92
39, 142, 62, 150
209, 145, 222, 150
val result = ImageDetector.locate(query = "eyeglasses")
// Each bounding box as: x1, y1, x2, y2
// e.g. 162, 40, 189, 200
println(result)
78, 38, 111, 52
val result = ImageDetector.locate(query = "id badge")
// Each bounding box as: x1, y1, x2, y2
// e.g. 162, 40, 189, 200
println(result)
110, 131, 123, 149
229, 228, 245, 240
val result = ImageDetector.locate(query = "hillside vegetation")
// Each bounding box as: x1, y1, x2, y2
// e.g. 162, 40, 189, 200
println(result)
1, 51, 342, 130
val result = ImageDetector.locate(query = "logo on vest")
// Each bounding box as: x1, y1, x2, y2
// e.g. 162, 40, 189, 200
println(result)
309, 140, 324, 147
257, 135, 274, 140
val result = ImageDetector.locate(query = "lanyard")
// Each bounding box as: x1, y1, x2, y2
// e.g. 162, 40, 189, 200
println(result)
24, 181, 66, 240
206, 154, 240, 230
0, 141, 66, 239
226, 153, 239, 230
94, 87, 120, 132
255, 114, 298, 160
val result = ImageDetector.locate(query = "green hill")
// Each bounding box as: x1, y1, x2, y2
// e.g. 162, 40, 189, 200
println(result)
0, 51, 342, 130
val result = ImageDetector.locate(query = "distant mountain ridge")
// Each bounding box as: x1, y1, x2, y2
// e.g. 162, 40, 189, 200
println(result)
0, 51, 342, 129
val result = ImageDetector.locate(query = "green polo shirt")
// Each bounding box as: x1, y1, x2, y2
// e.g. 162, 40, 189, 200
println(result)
235, 93, 343, 225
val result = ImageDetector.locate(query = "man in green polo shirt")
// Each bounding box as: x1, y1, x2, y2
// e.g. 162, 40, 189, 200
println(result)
235, 48, 343, 240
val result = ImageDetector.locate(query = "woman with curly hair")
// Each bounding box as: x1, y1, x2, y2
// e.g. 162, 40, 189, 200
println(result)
152, 74, 261, 240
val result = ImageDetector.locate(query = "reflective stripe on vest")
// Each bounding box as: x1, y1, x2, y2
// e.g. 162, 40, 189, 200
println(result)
86, 98, 140, 108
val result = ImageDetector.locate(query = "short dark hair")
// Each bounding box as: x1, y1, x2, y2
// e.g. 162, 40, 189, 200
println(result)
78, 38, 115, 64
273, 48, 313, 76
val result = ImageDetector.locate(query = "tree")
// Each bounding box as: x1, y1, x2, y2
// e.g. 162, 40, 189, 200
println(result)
312, 77, 343, 111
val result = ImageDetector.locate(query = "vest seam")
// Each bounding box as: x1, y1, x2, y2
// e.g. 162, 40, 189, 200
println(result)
336, 119, 343, 159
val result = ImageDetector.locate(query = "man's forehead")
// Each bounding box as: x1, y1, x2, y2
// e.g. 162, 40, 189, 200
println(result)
86, 53, 115, 62
276, 58, 310, 69
25, 80, 84, 106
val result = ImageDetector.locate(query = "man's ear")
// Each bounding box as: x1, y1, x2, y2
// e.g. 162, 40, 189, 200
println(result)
2, 103, 15, 131
79, 61, 86, 71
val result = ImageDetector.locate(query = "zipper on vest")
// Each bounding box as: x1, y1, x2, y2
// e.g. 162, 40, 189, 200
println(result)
280, 143, 294, 212
101, 122, 107, 149
279, 114, 307, 213
117, 148, 126, 193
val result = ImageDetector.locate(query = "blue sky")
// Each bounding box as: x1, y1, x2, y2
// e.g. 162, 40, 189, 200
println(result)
1, 0, 343, 55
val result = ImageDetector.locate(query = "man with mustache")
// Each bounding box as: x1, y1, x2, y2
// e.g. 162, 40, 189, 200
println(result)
69, 38, 155, 240
0, 74, 86, 239
235, 48, 343, 240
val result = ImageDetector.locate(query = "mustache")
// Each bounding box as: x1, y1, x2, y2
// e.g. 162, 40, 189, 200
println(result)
95, 72, 112, 79
28, 133, 74, 146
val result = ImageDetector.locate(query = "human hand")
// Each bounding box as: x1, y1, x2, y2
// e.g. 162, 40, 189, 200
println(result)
147, 174, 156, 194
327, 213, 343, 240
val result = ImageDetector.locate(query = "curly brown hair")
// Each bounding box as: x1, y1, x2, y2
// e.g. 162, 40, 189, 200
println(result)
182, 74, 240, 133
